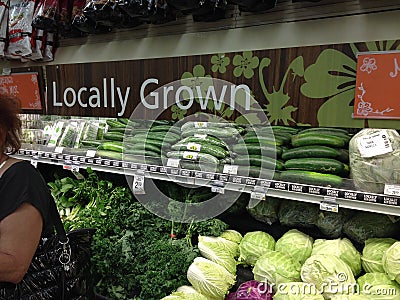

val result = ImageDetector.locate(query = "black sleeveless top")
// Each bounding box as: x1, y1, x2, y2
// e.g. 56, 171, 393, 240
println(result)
0, 160, 54, 236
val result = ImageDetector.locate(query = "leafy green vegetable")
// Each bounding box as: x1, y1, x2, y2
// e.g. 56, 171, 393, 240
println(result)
383, 241, 400, 284
311, 238, 361, 276
238, 231, 276, 266
187, 257, 236, 300
253, 249, 302, 285
220, 230, 243, 244
361, 238, 397, 273
247, 196, 281, 225
316, 209, 352, 238
273, 282, 324, 300
275, 229, 313, 265
278, 200, 319, 228
357, 272, 400, 299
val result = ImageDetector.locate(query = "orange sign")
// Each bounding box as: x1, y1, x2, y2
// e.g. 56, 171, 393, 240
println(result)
0, 73, 42, 110
354, 51, 400, 119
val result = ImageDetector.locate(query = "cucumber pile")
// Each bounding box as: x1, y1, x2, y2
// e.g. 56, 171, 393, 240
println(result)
280, 127, 351, 187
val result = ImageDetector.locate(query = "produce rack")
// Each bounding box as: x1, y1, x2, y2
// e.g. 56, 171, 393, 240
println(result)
13, 144, 400, 217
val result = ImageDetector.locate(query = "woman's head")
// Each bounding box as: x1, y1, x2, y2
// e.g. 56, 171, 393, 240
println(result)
0, 94, 22, 154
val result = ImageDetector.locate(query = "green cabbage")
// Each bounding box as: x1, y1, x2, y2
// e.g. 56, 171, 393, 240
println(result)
161, 286, 208, 300
238, 231, 276, 266
198, 236, 238, 274
301, 254, 356, 298
382, 241, 400, 284
220, 230, 243, 244
357, 272, 400, 299
273, 282, 324, 300
275, 229, 313, 265
311, 238, 361, 276
330, 295, 366, 300
187, 257, 236, 300
361, 238, 397, 273
253, 249, 301, 285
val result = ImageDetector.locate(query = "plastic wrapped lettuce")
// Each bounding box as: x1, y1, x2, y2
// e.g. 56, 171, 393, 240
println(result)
349, 128, 400, 194
382, 241, 400, 284
247, 196, 281, 225
357, 272, 400, 299
238, 231, 276, 266
253, 249, 301, 285
220, 230, 243, 244
275, 229, 313, 265
273, 282, 324, 300
198, 236, 238, 274
187, 257, 236, 300
311, 238, 361, 276
343, 211, 400, 244
278, 200, 319, 228
361, 238, 397, 273
316, 209, 352, 238
301, 254, 356, 298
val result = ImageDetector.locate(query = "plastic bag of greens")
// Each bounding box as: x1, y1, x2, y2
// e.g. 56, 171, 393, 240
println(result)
278, 200, 319, 228
316, 209, 352, 238
247, 196, 281, 225
343, 211, 400, 244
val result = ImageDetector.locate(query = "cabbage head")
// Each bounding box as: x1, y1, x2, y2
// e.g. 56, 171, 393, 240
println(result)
382, 241, 400, 284
273, 282, 324, 300
220, 230, 243, 244
357, 272, 400, 299
301, 254, 356, 298
253, 249, 301, 285
161, 288, 208, 300
311, 238, 361, 276
330, 295, 366, 300
187, 257, 236, 300
361, 238, 397, 273
198, 236, 238, 274
238, 231, 275, 266
275, 229, 313, 264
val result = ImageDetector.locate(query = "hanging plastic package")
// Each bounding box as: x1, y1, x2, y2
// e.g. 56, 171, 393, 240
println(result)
20, 28, 44, 61
192, 0, 227, 22
6, 0, 35, 59
42, 31, 55, 62
31, 0, 58, 32
0, 0, 8, 58
72, 0, 112, 34
83, 0, 122, 27
137, 0, 178, 25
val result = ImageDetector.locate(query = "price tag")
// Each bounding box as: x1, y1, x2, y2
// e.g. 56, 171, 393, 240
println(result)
132, 175, 145, 194
194, 122, 207, 128
384, 184, 400, 196
357, 130, 393, 158
223, 164, 238, 175
186, 142, 202, 152
320, 201, 339, 213
71, 162, 80, 173
250, 191, 266, 201
86, 149, 97, 158
30, 156, 38, 168
54, 146, 64, 154
194, 134, 207, 139
211, 186, 225, 194
166, 158, 180, 168
183, 151, 198, 160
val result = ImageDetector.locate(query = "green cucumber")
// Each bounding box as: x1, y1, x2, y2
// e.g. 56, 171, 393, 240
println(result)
171, 142, 228, 159
124, 137, 171, 149
95, 150, 123, 160
279, 170, 343, 187
234, 155, 284, 170
232, 144, 281, 158
81, 140, 102, 147
166, 151, 220, 165
106, 119, 126, 128
337, 148, 349, 163
242, 136, 284, 146
181, 127, 241, 139
103, 132, 124, 142
298, 127, 349, 135
97, 141, 124, 153
125, 142, 161, 154
291, 132, 346, 148
132, 132, 181, 144
282, 145, 342, 161
178, 135, 229, 150
124, 149, 161, 157
237, 166, 276, 179
284, 158, 345, 175
149, 125, 181, 135
271, 126, 299, 134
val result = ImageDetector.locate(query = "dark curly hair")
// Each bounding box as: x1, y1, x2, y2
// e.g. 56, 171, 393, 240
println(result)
0, 94, 22, 154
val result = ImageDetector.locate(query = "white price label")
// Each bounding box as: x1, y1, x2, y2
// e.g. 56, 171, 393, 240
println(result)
71, 163, 80, 173
357, 130, 393, 158
54, 146, 64, 154
194, 122, 207, 128
183, 151, 198, 160
223, 164, 239, 175
384, 184, 400, 196
86, 149, 97, 158
194, 134, 207, 139
30, 157, 38, 168
211, 186, 225, 194
133, 175, 145, 194
166, 158, 180, 167
250, 191, 266, 201
186, 142, 202, 152
320, 201, 339, 213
